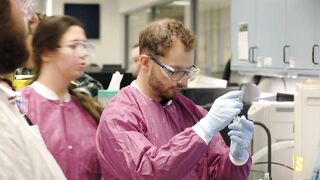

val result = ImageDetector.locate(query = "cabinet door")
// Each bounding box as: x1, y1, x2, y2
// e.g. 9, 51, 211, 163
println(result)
286, 0, 314, 72
255, 0, 286, 71
314, 0, 320, 66
231, 0, 257, 70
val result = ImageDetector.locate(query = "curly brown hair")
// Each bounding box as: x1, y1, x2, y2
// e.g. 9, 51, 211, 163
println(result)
139, 18, 195, 57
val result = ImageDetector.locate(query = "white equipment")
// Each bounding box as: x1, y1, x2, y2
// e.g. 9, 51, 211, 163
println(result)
248, 101, 295, 180
294, 80, 320, 180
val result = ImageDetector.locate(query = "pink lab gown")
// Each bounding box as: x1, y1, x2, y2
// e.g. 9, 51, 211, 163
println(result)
22, 86, 101, 180
96, 85, 252, 180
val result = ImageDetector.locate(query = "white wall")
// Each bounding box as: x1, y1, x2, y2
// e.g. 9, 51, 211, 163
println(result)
119, 0, 171, 13
51, 0, 123, 67
47, 0, 179, 67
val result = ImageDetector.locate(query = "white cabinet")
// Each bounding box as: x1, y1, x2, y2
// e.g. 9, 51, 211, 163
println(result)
231, 0, 287, 75
255, 0, 286, 71
285, 0, 314, 74
231, 0, 320, 77
314, 0, 320, 66
231, 0, 257, 70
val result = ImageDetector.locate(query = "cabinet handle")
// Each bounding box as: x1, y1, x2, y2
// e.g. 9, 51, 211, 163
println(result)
283, 45, 290, 64
249, 47, 257, 63
248, 47, 253, 63
312, 44, 319, 65
252, 47, 257, 63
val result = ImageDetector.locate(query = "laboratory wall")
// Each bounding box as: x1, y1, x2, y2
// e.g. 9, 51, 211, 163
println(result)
119, 0, 172, 13
48, 0, 173, 67
51, 0, 124, 67
44, 0, 234, 74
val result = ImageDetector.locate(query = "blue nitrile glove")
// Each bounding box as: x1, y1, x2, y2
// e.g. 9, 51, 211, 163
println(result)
198, 91, 243, 138
228, 115, 254, 161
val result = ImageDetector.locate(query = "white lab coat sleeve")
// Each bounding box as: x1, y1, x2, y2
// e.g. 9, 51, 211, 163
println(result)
0, 94, 66, 180
0, 101, 31, 179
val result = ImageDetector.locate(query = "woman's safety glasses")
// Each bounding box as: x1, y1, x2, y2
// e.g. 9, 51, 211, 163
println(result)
57, 41, 96, 62
145, 54, 200, 82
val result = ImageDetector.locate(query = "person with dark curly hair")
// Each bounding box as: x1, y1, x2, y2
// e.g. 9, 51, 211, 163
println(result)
96, 18, 254, 179
0, 0, 65, 179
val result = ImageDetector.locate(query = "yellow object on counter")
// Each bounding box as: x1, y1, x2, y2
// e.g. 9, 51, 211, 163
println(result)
13, 75, 33, 90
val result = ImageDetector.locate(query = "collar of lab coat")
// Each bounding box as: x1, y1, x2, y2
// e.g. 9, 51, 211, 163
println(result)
130, 80, 172, 106
0, 83, 21, 99
30, 81, 71, 102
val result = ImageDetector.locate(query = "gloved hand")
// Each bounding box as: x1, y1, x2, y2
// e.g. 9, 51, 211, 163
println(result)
228, 115, 254, 161
198, 91, 243, 138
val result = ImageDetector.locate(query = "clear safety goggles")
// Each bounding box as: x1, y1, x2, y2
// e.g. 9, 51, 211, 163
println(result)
57, 41, 96, 61
145, 54, 200, 82
18, 0, 37, 22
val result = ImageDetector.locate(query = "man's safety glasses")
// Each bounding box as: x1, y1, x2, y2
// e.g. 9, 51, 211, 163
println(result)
145, 54, 200, 82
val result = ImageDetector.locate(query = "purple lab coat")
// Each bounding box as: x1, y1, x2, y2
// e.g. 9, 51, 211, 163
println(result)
96, 85, 252, 180
22, 86, 101, 180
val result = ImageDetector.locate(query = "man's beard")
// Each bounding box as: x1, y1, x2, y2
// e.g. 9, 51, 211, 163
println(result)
0, 29, 29, 74
149, 70, 176, 101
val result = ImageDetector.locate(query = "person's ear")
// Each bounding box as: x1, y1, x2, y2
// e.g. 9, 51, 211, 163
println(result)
139, 55, 151, 70
40, 51, 54, 63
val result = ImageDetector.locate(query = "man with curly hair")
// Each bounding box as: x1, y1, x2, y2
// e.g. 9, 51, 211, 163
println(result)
96, 18, 253, 179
